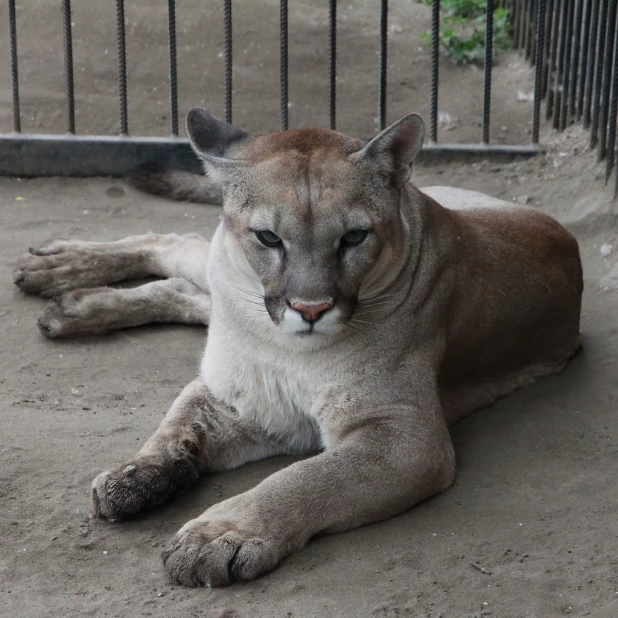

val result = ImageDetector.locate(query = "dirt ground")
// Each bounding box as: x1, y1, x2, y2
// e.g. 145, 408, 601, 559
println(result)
2, 1, 618, 618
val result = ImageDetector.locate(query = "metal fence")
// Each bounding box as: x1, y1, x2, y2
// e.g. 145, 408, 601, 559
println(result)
507, 0, 618, 195
1, 0, 617, 184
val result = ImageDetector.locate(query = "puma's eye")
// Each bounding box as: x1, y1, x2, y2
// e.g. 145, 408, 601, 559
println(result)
255, 230, 283, 247
341, 229, 369, 247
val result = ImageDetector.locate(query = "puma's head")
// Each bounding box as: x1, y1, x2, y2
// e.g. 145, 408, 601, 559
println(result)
186, 108, 424, 342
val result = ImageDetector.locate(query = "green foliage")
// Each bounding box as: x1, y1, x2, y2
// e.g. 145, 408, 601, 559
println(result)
417, 1, 512, 65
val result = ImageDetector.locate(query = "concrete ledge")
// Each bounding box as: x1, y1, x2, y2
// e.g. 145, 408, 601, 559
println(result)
0, 134, 544, 178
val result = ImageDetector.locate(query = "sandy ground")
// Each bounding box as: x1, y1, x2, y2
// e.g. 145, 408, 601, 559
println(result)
1, 125, 618, 618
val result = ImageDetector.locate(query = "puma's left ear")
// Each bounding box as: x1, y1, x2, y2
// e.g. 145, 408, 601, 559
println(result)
353, 113, 425, 188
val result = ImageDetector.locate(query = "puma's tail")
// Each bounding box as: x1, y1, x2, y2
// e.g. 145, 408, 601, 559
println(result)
128, 163, 223, 205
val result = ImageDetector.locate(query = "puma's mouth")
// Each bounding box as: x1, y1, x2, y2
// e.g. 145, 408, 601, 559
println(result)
280, 304, 343, 337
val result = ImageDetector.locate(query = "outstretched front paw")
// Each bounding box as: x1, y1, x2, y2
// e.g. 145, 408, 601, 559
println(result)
91, 450, 200, 521
162, 518, 282, 587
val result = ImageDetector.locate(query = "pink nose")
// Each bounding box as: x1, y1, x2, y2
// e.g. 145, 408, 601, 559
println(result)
290, 301, 333, 323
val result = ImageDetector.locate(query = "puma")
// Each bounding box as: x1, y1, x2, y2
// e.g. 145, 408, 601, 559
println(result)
13, 108, 583, 587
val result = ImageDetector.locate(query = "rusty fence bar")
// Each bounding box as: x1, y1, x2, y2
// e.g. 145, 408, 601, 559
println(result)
280, 0, 289, 131
116, 0, 128, 135
597, 0, 617, 160
482, 0, 494, 144
532, 0, 546, 144
167, 0, 179, 136
5, 0, 618, 182
224, 0, 233, 124
329, 0, 337, 130
378, 0, 388, 131
8, 0, 20, 132
429, 0, 439, 142
590, 0, 609, 148
61, 0, 75, 134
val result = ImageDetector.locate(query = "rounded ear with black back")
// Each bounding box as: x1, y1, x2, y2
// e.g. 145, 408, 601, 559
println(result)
353, 113, 425, 189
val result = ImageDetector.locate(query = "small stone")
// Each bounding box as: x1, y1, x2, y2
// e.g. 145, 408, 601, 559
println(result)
516, 195, 531, 205
600, 243, 613, 257
516, 90, 533, 102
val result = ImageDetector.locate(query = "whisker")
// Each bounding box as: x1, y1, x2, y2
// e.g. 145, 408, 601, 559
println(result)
221, 280, 265, 300
240, 299, 264, 307
358, 300, 391, 308
361, 293, 395, 302
344, 322, 363, 334
354, 310, 385, 318
350, 318, 375, 326
358, 294, 395, 304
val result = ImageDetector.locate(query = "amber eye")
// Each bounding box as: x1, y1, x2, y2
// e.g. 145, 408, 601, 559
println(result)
341, 229, 369, 247
255, 230, 283, 247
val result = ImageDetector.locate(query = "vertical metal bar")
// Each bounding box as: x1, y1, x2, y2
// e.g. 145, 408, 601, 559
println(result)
583, 0, 600, 128
566, 0, 583, 124
280, 0, 288, 130
61, 0, 75, 134
8, 0, 21, 132
518, 0, 527, 50
532, 0, 546, 143
541, 0, 555, 98
546, 0, 562, 120
552, 0, 569, 131
482, 0, 494, 144
329, 0, 337, 130
116, 0, 128, 135
512, 0, 521, 49
597, 0, 617, 159
520, 0, 527, 55
524, 0, 533, 61
167, 0, 178, 136
379, 0, 388, 131
429, 0, 440, 142
605, 31, 618, 182
527, 0, 537, 65
224, 0, 232, 124
558, 0, 575, 130
590, 0, 610, 147
577, 0, 593, 119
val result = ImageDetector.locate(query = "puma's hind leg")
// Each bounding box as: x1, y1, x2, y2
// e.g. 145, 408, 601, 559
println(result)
13, 232, 211, 297
38, 278, 210, 337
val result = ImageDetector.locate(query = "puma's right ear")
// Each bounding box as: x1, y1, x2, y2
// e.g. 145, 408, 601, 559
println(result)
186, 108, 250, 181
186, 107, 249, 158
352, 113, 425, 189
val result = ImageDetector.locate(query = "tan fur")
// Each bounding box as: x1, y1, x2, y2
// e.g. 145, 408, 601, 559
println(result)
14, 110, 582, 587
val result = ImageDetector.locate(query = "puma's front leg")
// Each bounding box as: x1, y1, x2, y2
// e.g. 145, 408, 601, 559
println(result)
90, 378, 292, 521
162, 390, 455, 587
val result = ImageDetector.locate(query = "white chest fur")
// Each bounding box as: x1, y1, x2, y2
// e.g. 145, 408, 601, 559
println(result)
201, 314, 322, 454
